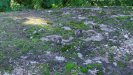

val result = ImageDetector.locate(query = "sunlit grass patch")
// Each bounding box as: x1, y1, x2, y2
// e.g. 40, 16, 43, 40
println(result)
23, 17, 52, 25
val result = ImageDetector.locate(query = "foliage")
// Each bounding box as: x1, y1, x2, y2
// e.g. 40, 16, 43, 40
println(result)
80, 66, 88, 73
64, 62, 79, 75
117, 61, 126, 68
0, 0, 11, 11
65, 62, 76, 70
14, 0, 32, 7
67, 21, 91, 30
42, 0, 63, 8
87, 63, 103, 75
39, 64, 50, 75
1, 0, 133, 11
32, 0, 43, 9
61, 44, 74, 52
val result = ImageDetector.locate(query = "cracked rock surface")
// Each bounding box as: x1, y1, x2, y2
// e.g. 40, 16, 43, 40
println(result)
0, 7, 133, 75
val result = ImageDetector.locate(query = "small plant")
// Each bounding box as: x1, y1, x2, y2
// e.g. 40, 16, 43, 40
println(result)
39, 64, 50, 75
64, 62, 79, 75
0, 64, 13, 74
113, 30, 120, 36
108, 53, 115, 62
117, 61, 126, 68
87, 63, 103, 75
61, 44, 74, 52
116, 16, 130, 21
0, 51, 4, 60
80, 66, 88, 73
26, 26, 44, 39
121, 22, 133, 32
65, 62, 76, 70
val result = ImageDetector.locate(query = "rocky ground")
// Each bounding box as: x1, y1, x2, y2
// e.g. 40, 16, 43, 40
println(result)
0, 7, 133, 75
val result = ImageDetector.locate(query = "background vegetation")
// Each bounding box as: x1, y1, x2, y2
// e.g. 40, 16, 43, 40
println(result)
0, 0, 133, 11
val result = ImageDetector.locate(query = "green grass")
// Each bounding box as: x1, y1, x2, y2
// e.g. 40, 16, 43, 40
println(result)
87, 63, 103, 75
0, 51, 4, 60
36, 62, 103, 75
65, 62, 77, 70
121, 22, 133, 32
60, 44, 74, 52
66, 21, 91, 30
38, 64, 50, 75
80, 66, 88, 73
116, 16, 130, 21
117, 61, 126, 68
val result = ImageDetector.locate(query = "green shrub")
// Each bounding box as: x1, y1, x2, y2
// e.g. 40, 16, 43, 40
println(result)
32, 0, 43, 9
42, 0, 63, 8
13, 0, 133, 9
1, 0, 133, 11
80, 67, 88, 73
0, 0, 11, 11
14, 0, 32, 8
65, 62, 76, 70
39, 64, 50, 75
67, 0, 87, 6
